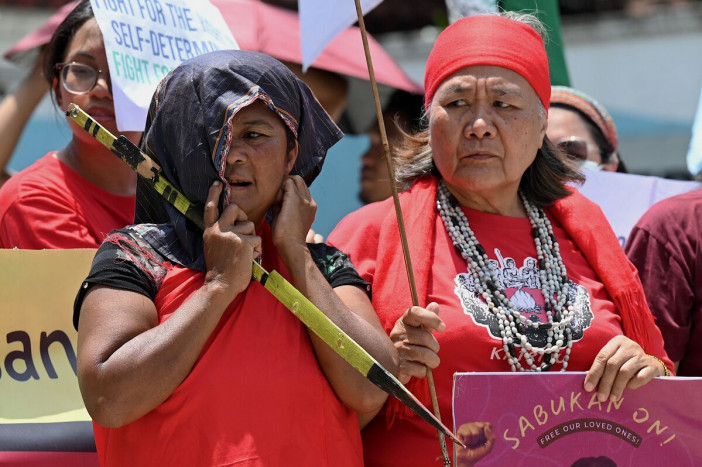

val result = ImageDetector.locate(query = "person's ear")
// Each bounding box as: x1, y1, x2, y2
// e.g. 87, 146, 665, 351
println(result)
285, 141, 299, 174
538, 113, 548, 148
52, 77, 62, 107
602, 151, 620, 172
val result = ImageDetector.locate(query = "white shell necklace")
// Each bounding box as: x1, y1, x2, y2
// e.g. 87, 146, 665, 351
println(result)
436, 180, 574, 372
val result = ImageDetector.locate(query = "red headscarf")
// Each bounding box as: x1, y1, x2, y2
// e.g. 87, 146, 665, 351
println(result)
424, 15, 550, 111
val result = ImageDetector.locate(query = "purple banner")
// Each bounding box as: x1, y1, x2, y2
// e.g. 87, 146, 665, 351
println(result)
452, 372, 702, 466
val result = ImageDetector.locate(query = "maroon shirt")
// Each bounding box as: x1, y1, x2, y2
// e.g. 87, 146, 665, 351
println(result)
626, 189, 702, 376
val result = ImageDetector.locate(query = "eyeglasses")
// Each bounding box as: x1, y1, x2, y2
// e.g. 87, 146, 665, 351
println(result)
56, 62, 108, 95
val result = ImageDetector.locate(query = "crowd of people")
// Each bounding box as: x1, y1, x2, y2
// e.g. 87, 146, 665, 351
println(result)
0, 1, 698, 466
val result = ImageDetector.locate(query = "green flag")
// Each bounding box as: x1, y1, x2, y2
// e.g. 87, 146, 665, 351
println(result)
499, 0, 571, 86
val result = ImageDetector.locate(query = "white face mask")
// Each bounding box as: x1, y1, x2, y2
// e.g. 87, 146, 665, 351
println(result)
580, 159, 603, 171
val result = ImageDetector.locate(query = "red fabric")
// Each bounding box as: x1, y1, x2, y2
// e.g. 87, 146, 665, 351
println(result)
93, 227, 362, 467
0, 451, 98, 466
626, 189, 702, 376
328, 176, 673, 466
0, 153, 135, 249
424, 15, 550, 110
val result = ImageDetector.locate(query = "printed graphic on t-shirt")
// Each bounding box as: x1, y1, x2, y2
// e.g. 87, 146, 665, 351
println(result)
454, 248, 594, 348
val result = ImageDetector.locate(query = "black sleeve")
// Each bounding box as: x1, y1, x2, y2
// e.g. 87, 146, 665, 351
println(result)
72, 229, 166, 330
307, 242, 371, 299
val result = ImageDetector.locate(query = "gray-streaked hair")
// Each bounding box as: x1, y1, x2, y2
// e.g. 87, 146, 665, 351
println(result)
394, 11, 584, 209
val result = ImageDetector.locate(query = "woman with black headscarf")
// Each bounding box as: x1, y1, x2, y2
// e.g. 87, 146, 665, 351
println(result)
73, 50, 397, 466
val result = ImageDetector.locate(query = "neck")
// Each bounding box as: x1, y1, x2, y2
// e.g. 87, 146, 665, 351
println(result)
58, 138, 137, 196
443, 181, 526, 217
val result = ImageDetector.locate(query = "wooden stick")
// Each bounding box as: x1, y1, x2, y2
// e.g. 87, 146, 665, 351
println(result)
351, 1, 451, 465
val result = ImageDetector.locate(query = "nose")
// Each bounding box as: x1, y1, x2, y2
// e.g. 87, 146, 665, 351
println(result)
360, 133, 382, 164
91, 72, 112, 98
225, 143, 248, 166
465, 109, 495, 140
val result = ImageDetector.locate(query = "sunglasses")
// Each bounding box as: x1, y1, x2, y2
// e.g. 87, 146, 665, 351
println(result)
56, 62, 109, 95
556, 138, 590, 162
556, 137, 603, 171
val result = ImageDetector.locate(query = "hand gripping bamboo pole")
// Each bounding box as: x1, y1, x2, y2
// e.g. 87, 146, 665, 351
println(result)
350, 2, 452, 465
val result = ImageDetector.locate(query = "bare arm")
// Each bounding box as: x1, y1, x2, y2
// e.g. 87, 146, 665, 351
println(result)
0, 54, 48, 186
272, 176, 398, 414
77, 182, 261, 427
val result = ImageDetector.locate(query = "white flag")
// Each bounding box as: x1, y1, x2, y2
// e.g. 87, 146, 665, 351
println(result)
299, 0, 382, 71
687, 86, 702, 178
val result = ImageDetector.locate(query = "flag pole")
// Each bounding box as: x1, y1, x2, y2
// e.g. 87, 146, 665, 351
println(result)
351, 1, 451, 464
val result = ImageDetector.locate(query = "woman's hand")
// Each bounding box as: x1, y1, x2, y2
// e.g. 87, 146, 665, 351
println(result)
203, 181, 261, 301
584, 335, 666, 402
455, 422, 496, 467
389, 302, 445, 384
306, 228, 324, 244
271, 175, 317, 257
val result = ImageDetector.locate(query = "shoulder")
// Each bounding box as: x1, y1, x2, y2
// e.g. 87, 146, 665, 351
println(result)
635, 189, 702, 231
307, 242, 371, 296
74, 226, 171, 329
627, 189, 702, 259
339, 197, 396, 227
328, 197, 395, 246
99, 226, 171, 277
0, 153, 71, 204
560, 185, 606, 211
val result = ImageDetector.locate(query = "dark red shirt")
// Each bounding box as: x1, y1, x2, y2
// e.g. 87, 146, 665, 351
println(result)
626, 189, 702, 376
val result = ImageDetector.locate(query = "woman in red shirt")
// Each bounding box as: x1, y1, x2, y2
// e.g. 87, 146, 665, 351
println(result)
74, 50, 397, 466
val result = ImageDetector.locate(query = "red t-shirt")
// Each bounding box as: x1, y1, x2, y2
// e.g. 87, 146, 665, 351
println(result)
0, 153, 134, 249
92, 231, 363, 466
329, 199, 651, 467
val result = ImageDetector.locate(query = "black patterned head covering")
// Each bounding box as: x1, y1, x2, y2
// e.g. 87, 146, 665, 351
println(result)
133, 49, 343, 271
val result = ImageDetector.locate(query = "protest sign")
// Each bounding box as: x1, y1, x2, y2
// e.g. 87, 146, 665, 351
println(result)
576, 170, 700, 247
90, 0, 238, 131
0, 249, 97, 465
453, 372, 702, 466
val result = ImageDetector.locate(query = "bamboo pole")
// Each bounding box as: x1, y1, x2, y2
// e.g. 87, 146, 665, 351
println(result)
351, 1, 451, 465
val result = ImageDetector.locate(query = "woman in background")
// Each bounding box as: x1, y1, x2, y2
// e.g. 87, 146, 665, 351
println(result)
548, 85, 626, 173
0, 0, 139, 248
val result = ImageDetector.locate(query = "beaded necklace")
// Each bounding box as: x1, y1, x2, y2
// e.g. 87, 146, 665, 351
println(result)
436, 181, 574, 372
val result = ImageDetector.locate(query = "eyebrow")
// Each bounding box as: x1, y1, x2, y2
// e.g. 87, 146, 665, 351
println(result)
441, 83, 474, 96
238, 119, 276, 128
440, 82, 524, 99
489, 85, 524, 99
64, 51, 98, 62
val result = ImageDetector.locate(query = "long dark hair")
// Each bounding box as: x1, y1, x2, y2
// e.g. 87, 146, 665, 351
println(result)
43, 0, 95, 104
521, 137, 585, 208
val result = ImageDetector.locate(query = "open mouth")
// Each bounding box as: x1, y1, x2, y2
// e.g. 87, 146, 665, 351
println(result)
229, 181, 252, 187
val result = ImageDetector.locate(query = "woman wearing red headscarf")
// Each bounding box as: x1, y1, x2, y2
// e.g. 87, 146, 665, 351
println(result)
328, 12, 673, 466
